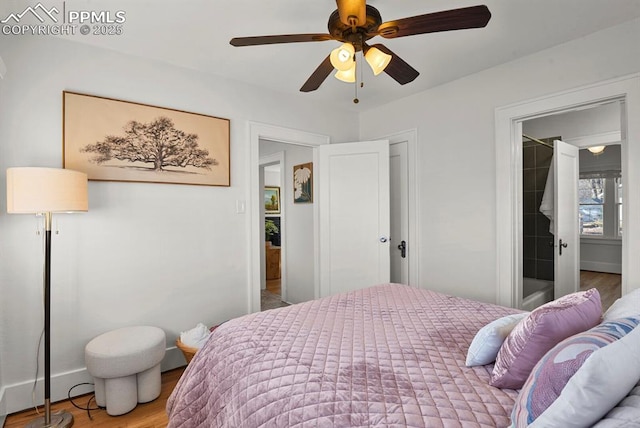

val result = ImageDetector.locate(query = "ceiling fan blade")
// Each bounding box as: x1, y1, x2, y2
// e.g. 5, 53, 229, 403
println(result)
230, 34, 333, 47
376, 5, 491, 39
369, 44, 419, 85
300, 55, 334, 92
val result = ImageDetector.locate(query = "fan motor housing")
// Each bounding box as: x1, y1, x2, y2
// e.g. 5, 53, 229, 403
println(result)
327, 5, 382, 51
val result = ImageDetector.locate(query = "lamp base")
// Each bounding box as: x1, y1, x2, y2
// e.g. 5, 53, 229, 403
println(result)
25, 410, 74, 428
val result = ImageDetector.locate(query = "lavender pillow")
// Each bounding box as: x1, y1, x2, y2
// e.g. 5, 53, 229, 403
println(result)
511, 317, 640, 426
490, 288, 602, 389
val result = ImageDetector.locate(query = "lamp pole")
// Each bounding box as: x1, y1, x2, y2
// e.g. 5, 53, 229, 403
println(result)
26, 212, 73, 428
44, 212, 52, 425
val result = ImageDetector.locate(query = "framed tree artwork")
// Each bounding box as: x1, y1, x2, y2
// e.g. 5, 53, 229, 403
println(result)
293, 162, 313, 203
264, 186, 280, 214
63, 91, 230, 186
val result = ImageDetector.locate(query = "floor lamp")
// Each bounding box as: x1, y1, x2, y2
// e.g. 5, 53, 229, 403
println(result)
6, 167, 88, 428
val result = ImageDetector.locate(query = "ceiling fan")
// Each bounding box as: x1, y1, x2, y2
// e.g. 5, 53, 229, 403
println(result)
230, 0, 491, 98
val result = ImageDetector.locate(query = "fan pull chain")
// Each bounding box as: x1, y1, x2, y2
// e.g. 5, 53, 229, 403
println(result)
353, 52, 359, 104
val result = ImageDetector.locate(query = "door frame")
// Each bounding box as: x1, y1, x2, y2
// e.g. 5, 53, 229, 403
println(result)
380, 129, 420, 287
495, 73, 640, 308
249, 122, 329, 313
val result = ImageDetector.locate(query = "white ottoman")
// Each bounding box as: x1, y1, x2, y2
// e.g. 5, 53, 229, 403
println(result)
85, 326, 166, 416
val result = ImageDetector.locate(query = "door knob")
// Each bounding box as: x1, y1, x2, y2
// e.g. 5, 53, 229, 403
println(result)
379, 236, 389, 243
397, 240, 407, 258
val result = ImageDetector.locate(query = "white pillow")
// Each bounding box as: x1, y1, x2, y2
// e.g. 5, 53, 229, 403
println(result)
593, 382, 640, 427
604, 288, 640, 321
466, 313, 528, 367
530, 324, 640, 428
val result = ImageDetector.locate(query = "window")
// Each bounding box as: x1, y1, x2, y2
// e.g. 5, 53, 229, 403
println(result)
578, 175, 622, 238
579, 178, 604, 235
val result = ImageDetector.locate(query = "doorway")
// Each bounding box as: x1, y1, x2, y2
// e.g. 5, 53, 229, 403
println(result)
521, 103, 623, 311
259, 141, 315, 311
495, 74, 639, 309
260, 155, 288, 310
384, 129, 420, 287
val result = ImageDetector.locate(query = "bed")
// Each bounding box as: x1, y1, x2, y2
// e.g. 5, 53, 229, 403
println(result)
167, 284, 523, 427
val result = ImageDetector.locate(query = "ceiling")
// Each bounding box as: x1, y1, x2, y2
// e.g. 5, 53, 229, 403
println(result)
4, 0, 640, 109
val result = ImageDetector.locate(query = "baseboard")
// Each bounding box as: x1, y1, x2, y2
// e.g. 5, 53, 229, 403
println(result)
0, 385, 6, 425
2, 346, 185, 416
581, 261, 622, 274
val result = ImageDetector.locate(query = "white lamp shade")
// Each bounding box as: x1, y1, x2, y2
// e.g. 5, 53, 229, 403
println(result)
587, 146, 606, 154
365, 47, 392, 75
334, 63, 356, 82
336, 0, 366, 26
6, 167, 88, 213
330, 43, 355, 71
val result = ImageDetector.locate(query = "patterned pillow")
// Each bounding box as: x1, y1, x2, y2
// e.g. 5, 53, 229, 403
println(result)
466, 313, 529, 367
490, 288, 602, 389
511, 318, 640, 427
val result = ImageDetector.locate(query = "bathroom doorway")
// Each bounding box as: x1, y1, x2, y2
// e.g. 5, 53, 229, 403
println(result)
520, 101, 623, 310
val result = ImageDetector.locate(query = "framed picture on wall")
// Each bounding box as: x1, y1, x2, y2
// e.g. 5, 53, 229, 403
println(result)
264, 186, 281, 214
293, 162, 313, 203
63, 91, 230, 186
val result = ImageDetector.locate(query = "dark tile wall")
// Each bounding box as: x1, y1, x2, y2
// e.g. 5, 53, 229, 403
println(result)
523, 137, 558, 281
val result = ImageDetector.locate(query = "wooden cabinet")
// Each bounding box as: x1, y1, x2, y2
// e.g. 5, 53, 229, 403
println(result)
266, 246, 281, 280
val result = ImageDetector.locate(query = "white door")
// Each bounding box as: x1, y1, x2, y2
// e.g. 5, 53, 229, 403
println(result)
553, 139, 580, 299
390, 142, 409, 284
318, 140, 390, 296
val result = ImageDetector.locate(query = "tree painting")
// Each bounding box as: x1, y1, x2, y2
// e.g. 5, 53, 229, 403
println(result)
82, 116, 217, 172
264, 187, 280, 214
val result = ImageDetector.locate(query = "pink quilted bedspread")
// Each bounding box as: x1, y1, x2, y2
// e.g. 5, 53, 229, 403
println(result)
167, 284, 521, 427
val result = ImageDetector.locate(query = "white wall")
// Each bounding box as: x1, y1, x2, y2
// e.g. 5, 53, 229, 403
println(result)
0, 36, 358, 413
0, 52, 5, 426
260, 141, 315, 304
523, 101, 620, 141
264, 166, 281, 187
359, 18, 640, 304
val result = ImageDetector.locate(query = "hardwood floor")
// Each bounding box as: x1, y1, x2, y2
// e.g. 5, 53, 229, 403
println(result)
580, 270, 621, 312
266, 278, 281, 295
3, 367, 185, 428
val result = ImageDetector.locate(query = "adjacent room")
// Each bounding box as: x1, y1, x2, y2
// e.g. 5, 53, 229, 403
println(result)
1, 0, 639, 426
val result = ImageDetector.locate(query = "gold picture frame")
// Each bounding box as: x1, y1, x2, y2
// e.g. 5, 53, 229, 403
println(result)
63, 91, 230, 186
264, 186, 281, 214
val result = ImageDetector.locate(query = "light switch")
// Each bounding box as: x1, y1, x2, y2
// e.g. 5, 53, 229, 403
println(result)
236, 200, 246, 214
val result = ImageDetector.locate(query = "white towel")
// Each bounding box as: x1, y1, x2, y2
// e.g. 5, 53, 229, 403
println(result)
180, 323, 211, 349
539, 159, 554, 235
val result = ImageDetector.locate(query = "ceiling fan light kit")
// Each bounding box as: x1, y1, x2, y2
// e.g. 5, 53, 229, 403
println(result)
364, 46, 392, 76
335, 65, 357, 83
229, 1, 491, 101
330, 43, 355, 71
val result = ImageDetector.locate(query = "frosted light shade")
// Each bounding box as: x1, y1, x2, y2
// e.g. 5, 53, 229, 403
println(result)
330, 43, 355, 71
336, 0, 366, 26
7, 167, 88, 213
334, 63, 356, 83
587, 146, 606, 154
365, 47, 392, 75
